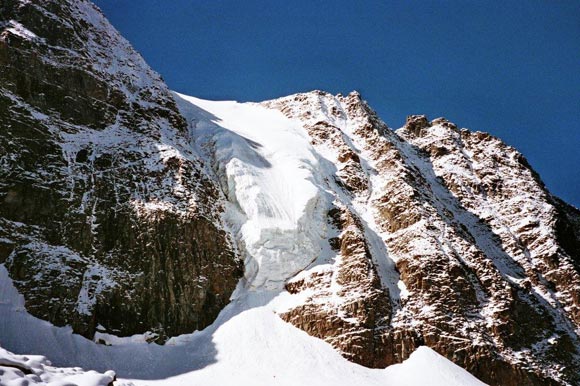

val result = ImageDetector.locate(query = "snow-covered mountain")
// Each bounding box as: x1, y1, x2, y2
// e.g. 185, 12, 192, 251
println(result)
1, 1, 579, 386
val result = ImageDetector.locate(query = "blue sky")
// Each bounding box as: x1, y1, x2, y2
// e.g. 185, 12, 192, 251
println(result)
93, 0, 579, 207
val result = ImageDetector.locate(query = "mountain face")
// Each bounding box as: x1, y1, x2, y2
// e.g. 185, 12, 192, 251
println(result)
262, 93, 580, 385
1, 1, 579, 386
0, 0, 241, 342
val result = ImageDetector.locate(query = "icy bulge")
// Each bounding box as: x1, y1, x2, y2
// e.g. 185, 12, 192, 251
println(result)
174, 93, 331, 290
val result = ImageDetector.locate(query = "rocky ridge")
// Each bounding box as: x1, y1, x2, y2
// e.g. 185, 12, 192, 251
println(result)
263, 91, 580, 386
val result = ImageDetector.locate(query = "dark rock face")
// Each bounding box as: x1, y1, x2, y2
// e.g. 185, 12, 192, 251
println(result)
0, 0, 241, 342
264, 91, 580, 386
403, 114, 430, 137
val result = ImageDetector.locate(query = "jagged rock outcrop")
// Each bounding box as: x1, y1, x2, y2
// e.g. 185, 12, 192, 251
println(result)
0, 0, 241, 342
281, 203, 395, 367
264, 91, 580, 386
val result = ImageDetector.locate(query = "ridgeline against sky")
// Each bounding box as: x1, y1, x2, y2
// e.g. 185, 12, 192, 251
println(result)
93, 0, 579, 206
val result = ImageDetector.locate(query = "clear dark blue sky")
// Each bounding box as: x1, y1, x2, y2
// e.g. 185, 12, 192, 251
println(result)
93, 0, 579, 207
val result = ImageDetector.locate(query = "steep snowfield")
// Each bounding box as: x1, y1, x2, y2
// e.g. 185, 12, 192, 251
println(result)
0, 93, 487, 386
174, 94, 332, 290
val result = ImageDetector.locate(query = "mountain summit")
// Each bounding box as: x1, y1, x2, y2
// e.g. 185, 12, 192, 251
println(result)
1, 1, 579, 386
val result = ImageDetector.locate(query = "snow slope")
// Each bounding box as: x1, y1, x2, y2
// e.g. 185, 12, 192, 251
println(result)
0, 266, 485, 386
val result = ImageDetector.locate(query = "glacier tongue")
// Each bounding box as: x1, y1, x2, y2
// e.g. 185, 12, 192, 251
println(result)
174, 93, 332, 290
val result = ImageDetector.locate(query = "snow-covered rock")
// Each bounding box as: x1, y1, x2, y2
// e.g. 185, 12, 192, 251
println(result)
258, 90, 580, 385
0, 0, 241, 342
0, 346, 118, 386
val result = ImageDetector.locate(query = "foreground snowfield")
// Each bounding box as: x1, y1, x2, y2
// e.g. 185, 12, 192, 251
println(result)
0, 267, 485, 386
0, 345, 116, 386
0, 94, 487, 386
